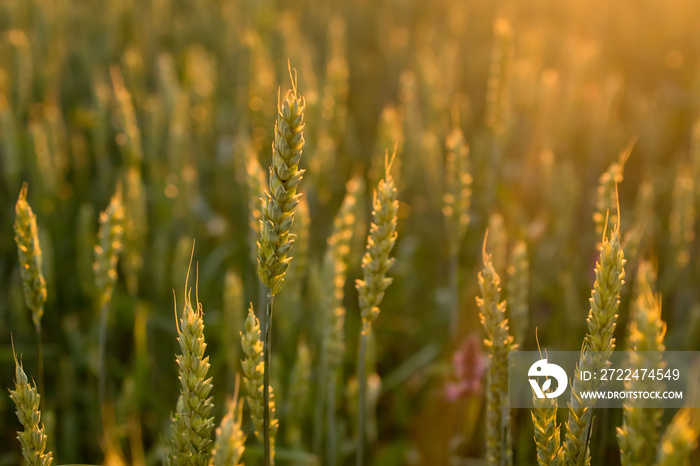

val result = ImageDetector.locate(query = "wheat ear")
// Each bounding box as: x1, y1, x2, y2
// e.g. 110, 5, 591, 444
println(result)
656, 409, 698, 466
532, 392, 562, 466
356, 153, 399, 466
477, 234, 516, 466
9, 344, 53, 466
210, 379, 246, 466
169, 266, 215, 465
316, 175, 363, 463
94, 184, 126, 410
443, 127, 472, 337
507, 240, 529, 347
256, 68, 305, 466
669, 164, 695, 268
13, 184, 48, 409
286, 339, 311, 449
593, 139, 634, 237
241, 305, 278, 462
14, 184, 47, 331
257, 72, 306, 296
562, 224, 625, 465
616, 261, 665, 465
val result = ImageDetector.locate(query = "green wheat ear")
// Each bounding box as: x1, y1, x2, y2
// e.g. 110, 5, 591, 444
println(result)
477, 233, 516, 466
169, 263, 215, 465
356, 153, 399, 332
210, 381, 246, 466
9, 344, 53, 466
257, 73, 306, 296
240, 305, 278, 462
13, 183, 47, 330
532, 393, 562, 466
563, 223, 625, 465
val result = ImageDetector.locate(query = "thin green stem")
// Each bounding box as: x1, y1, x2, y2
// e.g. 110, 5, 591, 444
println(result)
36, 323, 44, 414
449, 249, 459, 339
327, 372, 338, 466
356, 329, 368, 466
313, 346, 328, 455
264, 289, 274, 466
98, 301, 109, 415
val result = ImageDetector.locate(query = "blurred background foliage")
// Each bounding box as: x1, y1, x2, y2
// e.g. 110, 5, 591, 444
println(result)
1, 0, 700, 464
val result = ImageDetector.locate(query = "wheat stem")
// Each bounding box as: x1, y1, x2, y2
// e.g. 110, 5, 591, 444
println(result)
327, 372, 339, 466
263, 289, 274, 466
356, 330, 369, 466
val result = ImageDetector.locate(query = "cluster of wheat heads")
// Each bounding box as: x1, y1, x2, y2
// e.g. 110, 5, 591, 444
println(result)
528, 172, 699, 465
477, 233, 516, 465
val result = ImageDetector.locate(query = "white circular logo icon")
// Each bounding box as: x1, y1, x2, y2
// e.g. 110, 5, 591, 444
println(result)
528, 359, 568, 399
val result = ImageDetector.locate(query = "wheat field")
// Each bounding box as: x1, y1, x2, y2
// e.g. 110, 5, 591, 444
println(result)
1, 0, 700, 465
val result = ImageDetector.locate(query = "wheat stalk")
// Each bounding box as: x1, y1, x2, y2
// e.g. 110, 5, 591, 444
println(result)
13, 183, 48, 408
562, 224, 625, 465
94, 184, 126, 411
355, 153, 399, 466
256, 68, 306, 466
315, 175, 363, 463
477, 234, 516, 466
443, 126, 471, 337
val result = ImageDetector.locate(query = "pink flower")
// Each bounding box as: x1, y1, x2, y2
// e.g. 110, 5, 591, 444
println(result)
444, 335, 486, 402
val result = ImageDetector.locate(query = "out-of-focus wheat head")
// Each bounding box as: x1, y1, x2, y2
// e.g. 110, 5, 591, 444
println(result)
485, 18, 514, 134
656, 409, 699, 466
669, 163, 695, 269
240, 306, 278, 459
324, 176, 364, 366
507, 240, 529, 347
285, 339, 311, 448
210, 396, 246, 466
617, 261, 665, 465
593, 140, 633, 237
443, 127, 472, 256
94, 184, 126, 309
246, 143, 267, 262
257, 76, 306, 296
14, 184, 47, 330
